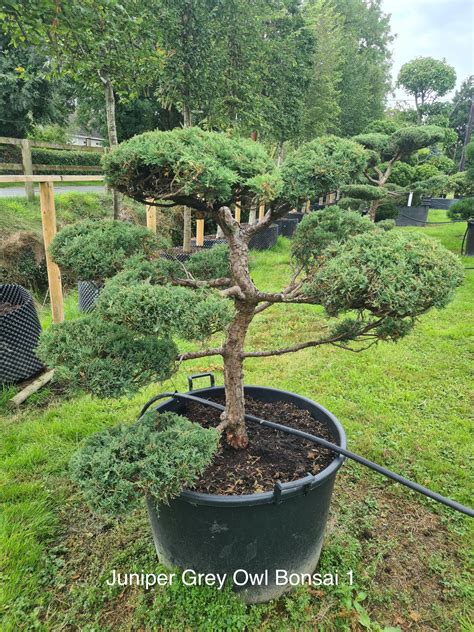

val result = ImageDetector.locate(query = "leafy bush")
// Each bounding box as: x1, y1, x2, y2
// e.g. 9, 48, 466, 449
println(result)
375, 201, 399, 222
340, 184, 386, 201
448, 197, 474, 221
55, 193, 113, 223
50, 219, 165, 281
388, 162, 416, 187
304, 231, 463, 319
185, 244, 230, 280
97, 282, 234, 342
449, 172, 474, 197
414, 163, 441, 182
280, 136, 367, 207
37, 316, 177, 398
364, 119, 401, 135
103, 126, 279, 205
31, 147, 101, 166
375, 219, 396, 231
428, 154, 456, 175
292, 207, 375, 268
70, 410, 219, 516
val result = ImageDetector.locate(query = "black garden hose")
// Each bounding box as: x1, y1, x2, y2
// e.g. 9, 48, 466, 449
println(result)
140, 392, 474, 518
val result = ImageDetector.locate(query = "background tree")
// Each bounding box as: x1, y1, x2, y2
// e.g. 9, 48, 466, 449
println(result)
39, 127, 462, 449
334, 0, 393, 136
301, 0, 344, 139
0, 33, 72, 137
341, 125, 445, 220
1, 0, 163, 218
397, 57, 457, 124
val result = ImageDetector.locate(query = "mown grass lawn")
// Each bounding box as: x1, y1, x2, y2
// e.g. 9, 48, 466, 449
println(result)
1, 213, 473, 631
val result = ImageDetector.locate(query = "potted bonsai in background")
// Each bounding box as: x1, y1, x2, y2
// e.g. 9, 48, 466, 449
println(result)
338, 125, 445, 221
38, 127, 463, 603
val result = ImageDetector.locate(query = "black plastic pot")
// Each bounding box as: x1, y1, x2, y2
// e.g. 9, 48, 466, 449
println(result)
423, 197, 458, 210
248, 224, 279, 251
0, 284, 44, 384
464, 219, 474, 256
395, 206, 429, 227
146, 384, 346, 603
78, 281, 103, 313
275, 217, 298, 238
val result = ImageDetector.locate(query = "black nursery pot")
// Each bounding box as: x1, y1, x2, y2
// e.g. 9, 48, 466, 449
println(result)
78, 281, 103, 313
146, 385, 346, 603
275, 217, 298, 238
0, 284, 44, 384
248, 223, 279, 250
423, 197, 458, 210
395, 206, 429, 227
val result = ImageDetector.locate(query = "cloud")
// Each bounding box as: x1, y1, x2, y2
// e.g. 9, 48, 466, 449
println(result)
381, 0, 473, 103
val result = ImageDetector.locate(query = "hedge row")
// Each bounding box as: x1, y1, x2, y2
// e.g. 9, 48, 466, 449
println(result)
0, 145, 103, 175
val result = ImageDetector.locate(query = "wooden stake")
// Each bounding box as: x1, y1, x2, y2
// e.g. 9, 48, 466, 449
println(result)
21, 139, 34, 201
235, 199, 241, 223
258, 200, 265, 222
39, 182, 64, 324
196, 214, 205, 247
145, 198, 156, 233
9, 370, 55, 407
305, 199, 311, 213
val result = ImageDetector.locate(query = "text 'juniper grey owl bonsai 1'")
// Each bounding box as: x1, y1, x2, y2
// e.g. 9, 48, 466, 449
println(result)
39, 128, 463, 454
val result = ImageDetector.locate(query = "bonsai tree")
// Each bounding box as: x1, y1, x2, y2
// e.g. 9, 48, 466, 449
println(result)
340, 125, 445, 220
39, 127, 463, 483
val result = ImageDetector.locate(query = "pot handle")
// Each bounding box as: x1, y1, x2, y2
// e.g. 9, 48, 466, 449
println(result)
187, 372, 215, 391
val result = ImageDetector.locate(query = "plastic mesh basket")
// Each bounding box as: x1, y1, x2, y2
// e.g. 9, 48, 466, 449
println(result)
78, 281, 103, 313
0, 284, 44, 384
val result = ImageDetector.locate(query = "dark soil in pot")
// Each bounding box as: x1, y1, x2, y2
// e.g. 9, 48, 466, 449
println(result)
0, 302, 21, 316
186, 394, 335, 494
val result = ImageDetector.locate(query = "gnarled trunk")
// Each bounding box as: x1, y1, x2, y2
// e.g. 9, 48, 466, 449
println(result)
221, 305, 254, 448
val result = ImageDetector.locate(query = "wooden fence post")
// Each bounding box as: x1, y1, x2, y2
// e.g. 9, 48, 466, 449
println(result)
258, 200, 265, 222
39, 181, 64, 324
235, 199, 241, 223
146, 198, 157, 233
196, 212, 205, 247
21, 139, 34, 201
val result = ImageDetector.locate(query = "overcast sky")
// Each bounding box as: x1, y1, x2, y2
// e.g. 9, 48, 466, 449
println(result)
381, 0, 474, 104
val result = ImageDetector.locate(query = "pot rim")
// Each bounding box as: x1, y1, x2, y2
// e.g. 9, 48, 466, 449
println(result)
153, 384, 346, 507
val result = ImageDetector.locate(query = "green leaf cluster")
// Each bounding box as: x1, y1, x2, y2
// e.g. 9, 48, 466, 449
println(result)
69, 410, 219, 516
103, 127, 278, 206
340, 184, 386, 201
97, 282, 234, 342
448, 197, 474, 221
304, 231, 464, 319
292, 207, 375, 268
280, 136, 367, 207
37, 316, 177, 398
49, 220, 165, 281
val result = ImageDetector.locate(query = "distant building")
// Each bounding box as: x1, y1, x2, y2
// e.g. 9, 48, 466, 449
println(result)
70, 133, 105, 148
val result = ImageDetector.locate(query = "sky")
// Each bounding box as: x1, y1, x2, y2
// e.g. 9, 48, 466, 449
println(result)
381, 0, 474, 105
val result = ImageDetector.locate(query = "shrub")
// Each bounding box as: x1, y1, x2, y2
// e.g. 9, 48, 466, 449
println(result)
414, 163, 441, 182
448, 197, 474, 221
37, 316, 178, 398
70, 410, 219, 517
185, 244, 230, 280
292, 207, 375, 268
49, 219, 165, 281
388, 162, 416, 187
304, 231, 464, 319
340, 184, 386, 201
364, 120, 401, 135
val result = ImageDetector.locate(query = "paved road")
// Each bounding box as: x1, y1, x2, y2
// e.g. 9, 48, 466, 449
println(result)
0, 185, 106, 197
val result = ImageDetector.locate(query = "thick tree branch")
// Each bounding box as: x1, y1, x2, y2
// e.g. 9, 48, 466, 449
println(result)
172, 277, 232, 289
178, 348, 223, 361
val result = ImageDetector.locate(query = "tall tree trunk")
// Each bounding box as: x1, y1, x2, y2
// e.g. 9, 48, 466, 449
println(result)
182, 104, 192, 251
459, 99, 474, 172
101, 73, 121, 219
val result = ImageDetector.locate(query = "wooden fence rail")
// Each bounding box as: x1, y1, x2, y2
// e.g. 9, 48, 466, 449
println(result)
0, 136, 105, 200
